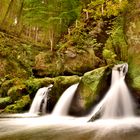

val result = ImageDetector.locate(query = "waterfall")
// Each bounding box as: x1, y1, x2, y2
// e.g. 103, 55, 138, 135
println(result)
90, 63, 135, 119
29, 84, 53, 114
52, 83, 79, 116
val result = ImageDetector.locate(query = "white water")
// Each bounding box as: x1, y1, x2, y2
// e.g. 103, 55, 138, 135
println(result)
90, 63, 135, 119
52, 83, 79, 116
29, 84, 53, 114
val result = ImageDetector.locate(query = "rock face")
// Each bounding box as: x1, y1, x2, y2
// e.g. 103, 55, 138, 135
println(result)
125, 0, 140, 96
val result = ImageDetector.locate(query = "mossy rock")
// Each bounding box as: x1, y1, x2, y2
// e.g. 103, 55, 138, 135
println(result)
0, 97, 12, 109
63, 47, 99, 75
7, 84, 27, 101
25, 77, 54, 99
4, 95, 31, 113
52, 75, 80, 98
0, 78, 23, 97
33, 47, 100, 77
72, 66, 111, 112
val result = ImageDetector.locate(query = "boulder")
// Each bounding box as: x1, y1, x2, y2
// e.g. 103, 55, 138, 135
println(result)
69, 66, 111, 115
7, 84, 27, 101
4, 95, 30, 113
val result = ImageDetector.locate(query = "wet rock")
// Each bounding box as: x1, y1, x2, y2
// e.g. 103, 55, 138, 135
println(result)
69, 66, 111, 115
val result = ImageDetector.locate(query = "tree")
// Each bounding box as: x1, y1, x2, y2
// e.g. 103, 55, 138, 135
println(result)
22, 0, 81, 50
0, 0, 25, 34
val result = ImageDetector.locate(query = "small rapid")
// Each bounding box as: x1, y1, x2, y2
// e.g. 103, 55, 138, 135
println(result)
0, 63, 139, 140
89, 63, 135, 119
52, 83, 79, 116
29, 84, 53, 114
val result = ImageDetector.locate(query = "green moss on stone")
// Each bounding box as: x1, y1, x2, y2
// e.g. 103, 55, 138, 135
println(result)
4, 95, 30, 113
25, 77, 54, 95
52, 75, 80, 99
0, 97, 12, 109
0, 78, 23, 97
7, 84, 27, 101
78, 66, 111, 109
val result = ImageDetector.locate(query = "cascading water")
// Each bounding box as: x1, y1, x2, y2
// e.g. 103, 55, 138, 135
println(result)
29, 84, 53, 114
52, 83, 79, 116
1, 63, 140, 140
90, 63, 135, 119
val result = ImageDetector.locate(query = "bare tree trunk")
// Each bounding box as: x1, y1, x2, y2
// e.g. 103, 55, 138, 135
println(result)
101, 4, 104, 15
68, 28, 71, 35
16, 0, 24, 36
35, 27, 39, 43
1, 0, 14, 28
75, 20, 78, 28
16, 0, 24, 25
49, 29, 54, 51
28, 25, 31, 38
86, 11, 89, 20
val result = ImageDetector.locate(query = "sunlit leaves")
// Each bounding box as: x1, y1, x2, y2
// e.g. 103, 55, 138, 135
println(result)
84, 0, 128, 19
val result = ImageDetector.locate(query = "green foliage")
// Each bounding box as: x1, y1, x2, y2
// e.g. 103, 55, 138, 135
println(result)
103, 49, 117, 64
23, 0, 81, 48
103, 17, 128, 64
85, 0, 128, 19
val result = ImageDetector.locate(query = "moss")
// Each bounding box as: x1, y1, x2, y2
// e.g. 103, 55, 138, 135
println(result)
25, 77, 54, 96
78, 66, 111, 109
7, 84, 27, 101
128, 56, 140, 91
52, 75, 80, 99
104, 17, 128, 64
132, 76, 140, 90
103, 49, 117, 64
4, 95, 31, 113
0, 78, 23, 97
125, 0, 140, 93
0, 97, 12, 109
0, 31, 51, 79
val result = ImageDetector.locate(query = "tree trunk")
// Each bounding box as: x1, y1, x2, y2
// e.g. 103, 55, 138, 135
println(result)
86, 11, 89, 20
16, 0, 24, 35
1, 0, 14, 29
16, 0, 24, 25
49, 29, 54, 51
101, 4, 104, 15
